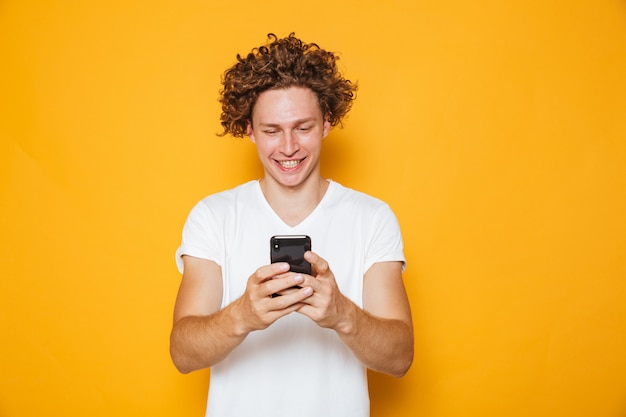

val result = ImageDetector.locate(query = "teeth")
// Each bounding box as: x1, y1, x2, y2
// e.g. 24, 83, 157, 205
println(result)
279, 159, 302, 169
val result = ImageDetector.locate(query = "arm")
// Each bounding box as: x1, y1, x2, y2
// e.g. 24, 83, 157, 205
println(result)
297, 252, 414, 377
169, 255, 312, 374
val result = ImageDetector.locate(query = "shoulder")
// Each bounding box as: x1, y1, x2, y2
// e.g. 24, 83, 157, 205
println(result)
193, 181, 258, 210
326, 181, 401, 233
184, 181, 259, 224
328, 181, 391, 212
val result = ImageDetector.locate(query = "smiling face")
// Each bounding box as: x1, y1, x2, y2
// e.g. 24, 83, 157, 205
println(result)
247, 86, 331, 190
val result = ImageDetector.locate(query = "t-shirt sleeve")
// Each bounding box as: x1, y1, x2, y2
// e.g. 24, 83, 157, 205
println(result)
364, 204, 406, 273
175, 200, 222, 273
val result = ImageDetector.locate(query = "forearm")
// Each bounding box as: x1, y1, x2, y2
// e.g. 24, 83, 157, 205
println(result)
336, 300, 414, 378
170, 302, 248, 374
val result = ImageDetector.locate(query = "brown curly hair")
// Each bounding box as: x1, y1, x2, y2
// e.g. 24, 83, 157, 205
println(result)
218, 33, 357, 138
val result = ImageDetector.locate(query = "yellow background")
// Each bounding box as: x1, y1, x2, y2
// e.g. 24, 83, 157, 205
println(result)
1, 1, 625, 416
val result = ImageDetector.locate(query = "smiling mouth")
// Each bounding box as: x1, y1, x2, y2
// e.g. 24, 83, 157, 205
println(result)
277, 159, 304, 169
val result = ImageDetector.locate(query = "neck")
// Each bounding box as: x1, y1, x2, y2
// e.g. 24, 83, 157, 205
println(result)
260, 176, 329, 227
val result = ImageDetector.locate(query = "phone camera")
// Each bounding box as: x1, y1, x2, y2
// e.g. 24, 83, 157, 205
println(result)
273, 243, 280, 251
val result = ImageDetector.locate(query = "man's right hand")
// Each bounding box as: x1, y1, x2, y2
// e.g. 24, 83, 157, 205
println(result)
231, 262, 314, 334
170, 256, 313, 373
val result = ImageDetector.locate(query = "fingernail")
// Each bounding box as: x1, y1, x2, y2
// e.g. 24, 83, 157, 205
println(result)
302, 287, 313, 296
293, 274, 304, 284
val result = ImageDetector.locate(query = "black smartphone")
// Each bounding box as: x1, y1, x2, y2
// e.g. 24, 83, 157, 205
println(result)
270, 235, 312, 274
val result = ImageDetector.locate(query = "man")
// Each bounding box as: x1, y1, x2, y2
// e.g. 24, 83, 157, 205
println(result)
170, 33, 413, 417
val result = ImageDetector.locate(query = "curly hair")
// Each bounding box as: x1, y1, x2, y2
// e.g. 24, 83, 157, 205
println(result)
218, 33, 357, 138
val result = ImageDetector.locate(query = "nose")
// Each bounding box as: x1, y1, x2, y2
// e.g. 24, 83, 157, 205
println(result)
280, 130, 299, 156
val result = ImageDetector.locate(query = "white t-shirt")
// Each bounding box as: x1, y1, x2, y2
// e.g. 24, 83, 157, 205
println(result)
176, 180, 405, 417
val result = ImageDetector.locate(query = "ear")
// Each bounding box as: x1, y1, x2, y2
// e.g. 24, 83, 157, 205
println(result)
322, 115, 331, 139
246, 121, 255, 143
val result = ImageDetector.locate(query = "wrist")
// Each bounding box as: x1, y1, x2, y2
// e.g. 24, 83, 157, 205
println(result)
334, 296, 359, 336
226, 298, 252, 338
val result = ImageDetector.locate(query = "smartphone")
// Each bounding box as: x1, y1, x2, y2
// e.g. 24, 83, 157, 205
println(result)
270, 235, 312, 274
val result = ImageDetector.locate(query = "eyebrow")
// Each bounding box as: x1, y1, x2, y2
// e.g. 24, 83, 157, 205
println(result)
257, 117, 316, 128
